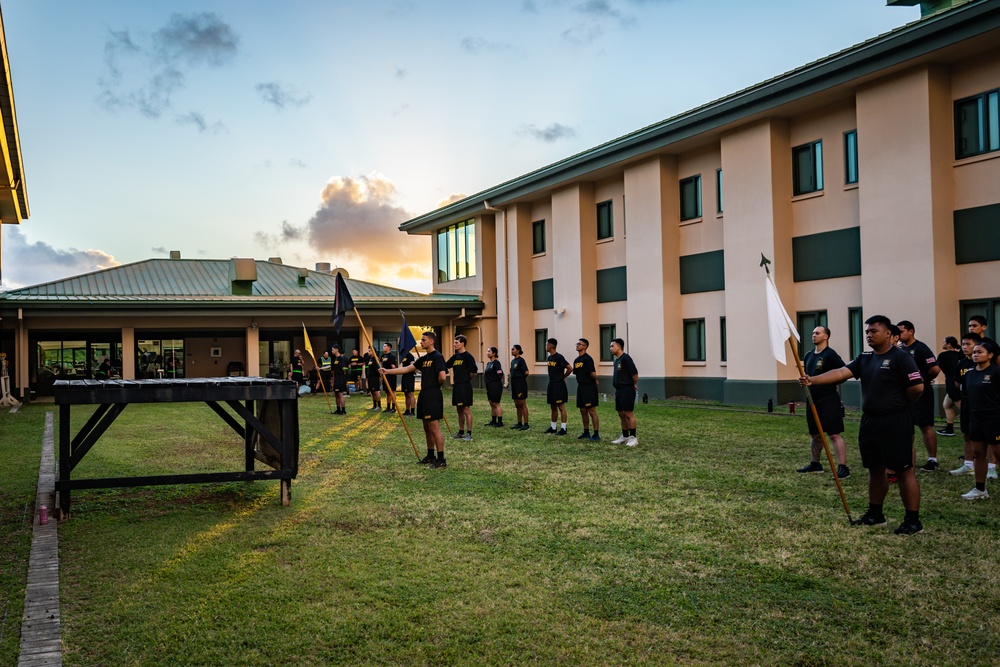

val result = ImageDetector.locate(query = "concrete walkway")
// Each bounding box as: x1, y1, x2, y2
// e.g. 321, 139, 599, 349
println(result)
18, 412, 61, 666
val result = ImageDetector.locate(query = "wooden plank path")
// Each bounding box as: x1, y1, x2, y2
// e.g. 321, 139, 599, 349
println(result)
18, 411, 61, 666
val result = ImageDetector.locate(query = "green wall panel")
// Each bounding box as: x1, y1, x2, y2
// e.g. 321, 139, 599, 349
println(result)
532, 278, 554, 311
679, 250, 725, 294
792, 227, 861, 282
954, 204, 1000, 264
596, 266, 628, 303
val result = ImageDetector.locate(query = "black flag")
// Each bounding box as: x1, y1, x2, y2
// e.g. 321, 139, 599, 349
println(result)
331, 272, 355, 334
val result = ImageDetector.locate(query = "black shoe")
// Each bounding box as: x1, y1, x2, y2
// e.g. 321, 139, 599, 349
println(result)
429, 459, 447, 469
520, 424, 530, 431
484, 421, 496, 428
919, 460, 939, 472
556, 428, 567, 436
852, 511, 887, 527
383, 407, 394, 413
796, 462, 823, 474
894, 519, 923, 535
417, 454, 435, 465
510, 424, 524, 430
936, 427, 955, 437
543, 427, 557, 434
577, 432, 590, 440
837, 465, 851, 480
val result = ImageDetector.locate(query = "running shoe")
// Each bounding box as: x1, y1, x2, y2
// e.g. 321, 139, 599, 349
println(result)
988, 467, 998, 480
837, 465, 851, 480
624, 436, 638, 447
852, 511, 887, 527
556, 428, 567, 436
918, 460, 939, 472
961, 487, 989, 501
796, 462, 824, 474
428, 459, 448, 469
543, 427, 557, 434
949, 464, 974, 476
936, 427, 955, 437
893, 519, 923, 535
611, 435, 628, 445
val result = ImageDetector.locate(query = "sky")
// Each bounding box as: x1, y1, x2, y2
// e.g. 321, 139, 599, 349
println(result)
0, 0, 920, 293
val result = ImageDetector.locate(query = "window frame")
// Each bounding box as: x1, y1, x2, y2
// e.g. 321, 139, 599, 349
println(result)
599, 324, 616, 363
679, 174, 703, 222
715, 168, 723, 215
683, 318, 706, 362
534, 329, 548, 363
848, 307, 863, 360
596, 200, 614, 240
436, 219, 477, 283
792, 140, 824, 196
532, 219, 546, 255
796, 310, 828, 356
844, 130, 858, 185
955, 89, 1000, 160
720, 316, 727, 363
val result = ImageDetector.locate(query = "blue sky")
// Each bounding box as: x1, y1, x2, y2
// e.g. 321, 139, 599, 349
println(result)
0, 0, 919, 291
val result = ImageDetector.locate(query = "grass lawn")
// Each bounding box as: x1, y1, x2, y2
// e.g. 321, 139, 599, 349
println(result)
3, 392, 999, 666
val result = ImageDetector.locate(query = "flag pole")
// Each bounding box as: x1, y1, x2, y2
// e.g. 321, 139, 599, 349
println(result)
761, 257, 853, 525
302, 323, 334, 414
352, 307, 420, 459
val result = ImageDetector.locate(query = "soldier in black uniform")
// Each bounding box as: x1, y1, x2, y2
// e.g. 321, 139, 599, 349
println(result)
318, 350, 333, 394
960, 339, 1000, 500
382, 332, 448, 468
483, 346, 505, 427
573, 338, 600, 441
801, 315, 925, 535
951, 333, 982, 476
348, 348, 363, 391
796, 326, 849, 479
509, 344, 530, 430
330, 344, 349, 414
610, 338, 639, 447
380, 343, 398, 413
936, 336, 962, 438
364, 346, 382, 410
290, 349, 305, 390
447, 335, 478, 441
897, 321, 941, 471
544, 339, 571, 435
399, 345, 417, 416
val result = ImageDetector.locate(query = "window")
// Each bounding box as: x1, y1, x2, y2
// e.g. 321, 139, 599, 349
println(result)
960, 299, 1000, 338
796, 310, 828, 355
534, 329, 548, 363
597, 200, 613, 240
716, 168, 723, 214
792, 140, 823, 195
599, 324, 616, 362
683, 319, 706, 362
955, 89, 1000, 159
720, 316, 727, 363
848, 307, 863, 360
436, 219, 477, 283
844, 130, 858, 185
680, 175, 702, 221
532, 220, 545, 254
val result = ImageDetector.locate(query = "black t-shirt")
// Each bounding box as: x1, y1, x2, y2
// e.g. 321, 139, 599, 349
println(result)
613, 353, 638, 389
902, 339, 937, 385
331, 356, 347, 377
447, 351, 478, 385
349, 355, 362, 371
958, 356, 976, 397
965, 364, 1000, 417
400, 352, 415, 369
804, 346, 844, 400
484, 359, 504, 388
380, 352, 397, 370
364, 353, 380, 372
547, 352, 569, 384
418, 350, 447, 392
845, 347, 922, 415
291, 356, 304, 373
573, 353, 597, 387
937, 349, 961, 383
510, 356, 528, 379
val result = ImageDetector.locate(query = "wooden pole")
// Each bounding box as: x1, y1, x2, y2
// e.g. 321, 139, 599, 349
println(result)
352, 307, 420, 459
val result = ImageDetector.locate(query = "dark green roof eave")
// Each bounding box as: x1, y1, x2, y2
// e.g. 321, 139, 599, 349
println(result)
399, 0, 999, 234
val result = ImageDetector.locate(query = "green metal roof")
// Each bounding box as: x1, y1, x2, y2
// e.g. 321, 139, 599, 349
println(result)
400, 0, 998, 234
0, 258, 480, 308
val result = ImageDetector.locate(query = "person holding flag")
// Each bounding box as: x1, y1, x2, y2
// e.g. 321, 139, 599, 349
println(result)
318, 349, 333, 395
380, 343, 398, 413
398, 315, 418, 416
382, 331, 449, 468
331, 344, 349, 415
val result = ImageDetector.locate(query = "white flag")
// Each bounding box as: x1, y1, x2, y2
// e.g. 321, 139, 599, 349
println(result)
764, 272, 799, 364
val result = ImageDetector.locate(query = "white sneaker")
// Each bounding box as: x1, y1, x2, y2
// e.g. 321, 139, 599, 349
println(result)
988, 468, 998, 480
624, 436, 638, 447
949, 464, 974, 476
611, 435, 627, 445
961, 488, 990, 501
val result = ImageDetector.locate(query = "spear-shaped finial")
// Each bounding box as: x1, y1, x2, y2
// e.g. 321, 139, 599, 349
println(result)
759, 253, 771, 275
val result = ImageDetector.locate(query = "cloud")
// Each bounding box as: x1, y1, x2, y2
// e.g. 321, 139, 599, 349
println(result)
151, 246, 168, 254
175, 111, 226, 133
518, 122, 577, 143
390, 103, 410, 117
255, 82, 312, 109
253, 174, 431, 291
436, 194, 467, 208
0, 227, 120, 290
389, 63, 408, 79
460, 37, 517, 55
98, 13, 239, 119
288, 158, 307, 169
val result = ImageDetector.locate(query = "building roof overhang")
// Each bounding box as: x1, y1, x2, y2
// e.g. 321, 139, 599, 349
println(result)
400, 0, 1000, 234
0, 6, 28, 224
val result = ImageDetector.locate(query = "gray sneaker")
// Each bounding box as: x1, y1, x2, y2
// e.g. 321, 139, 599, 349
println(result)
451, 432, 465, 439
462, 433, 473, 442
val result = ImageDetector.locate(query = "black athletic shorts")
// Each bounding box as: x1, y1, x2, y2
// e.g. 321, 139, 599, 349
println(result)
511, 378, 528, 401
416, 390, 443, 421
806, 393, 845, 436
320, 371, 332, 389
615, 386, 636, 412
961, 403, 971, 435
968, 416, 1000, 445
576, 385, 599, 409
486, 384, 503, 404
333, 375, 348, 393
384, 374, 397, 392
452, 383, 473, 407
858, 411, 914, 471
547, 382, 568, 406
945, 382, 961, 402
401, 373, 415, 393
367, 374, 380, 392
911, 386, 935, 428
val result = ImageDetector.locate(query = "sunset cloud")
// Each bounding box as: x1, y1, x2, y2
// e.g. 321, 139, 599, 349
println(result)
0, 227, 120, 290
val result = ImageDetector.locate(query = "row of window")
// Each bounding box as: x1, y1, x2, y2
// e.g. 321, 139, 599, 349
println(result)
437, 219, 477, 283
532, 325, 618, 363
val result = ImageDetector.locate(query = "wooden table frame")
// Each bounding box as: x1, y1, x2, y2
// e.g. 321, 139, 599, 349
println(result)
53, 377, 299, 519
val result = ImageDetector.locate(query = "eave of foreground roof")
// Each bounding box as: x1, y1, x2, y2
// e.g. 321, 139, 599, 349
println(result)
400, 0, 999, 234
0, 5, 28, 223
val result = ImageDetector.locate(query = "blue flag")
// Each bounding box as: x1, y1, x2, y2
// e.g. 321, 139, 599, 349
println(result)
399, 311, 417, 355
331, 272, 355, 334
